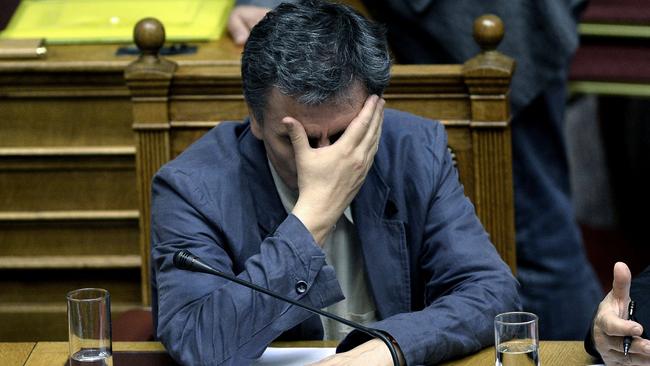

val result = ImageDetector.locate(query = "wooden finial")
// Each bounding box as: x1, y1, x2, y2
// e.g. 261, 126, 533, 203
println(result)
134, 18, 165, 59
473, 14, 504, 52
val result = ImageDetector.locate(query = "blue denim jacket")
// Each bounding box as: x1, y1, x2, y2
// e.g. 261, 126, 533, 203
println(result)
150, 109, 520, 365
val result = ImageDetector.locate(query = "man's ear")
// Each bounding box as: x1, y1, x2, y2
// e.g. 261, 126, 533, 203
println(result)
249, 111, 263, 140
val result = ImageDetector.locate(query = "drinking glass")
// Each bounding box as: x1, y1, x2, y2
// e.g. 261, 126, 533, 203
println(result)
67, 288, 113, 366
494, 311, 539, 366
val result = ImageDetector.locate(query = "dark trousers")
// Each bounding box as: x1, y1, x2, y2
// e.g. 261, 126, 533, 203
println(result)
513, 80, 603, 340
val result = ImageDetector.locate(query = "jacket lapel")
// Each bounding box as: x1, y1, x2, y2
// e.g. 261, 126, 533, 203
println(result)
238, 122, 325, 340
353, 165, 411, 318
238, 122, 287, 240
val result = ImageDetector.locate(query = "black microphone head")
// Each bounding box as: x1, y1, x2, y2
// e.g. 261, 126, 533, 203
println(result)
173, 249, 197, 270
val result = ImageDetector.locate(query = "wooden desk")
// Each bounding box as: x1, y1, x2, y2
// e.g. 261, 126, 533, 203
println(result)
0, 343, 35, 366
1, 341, 596, 365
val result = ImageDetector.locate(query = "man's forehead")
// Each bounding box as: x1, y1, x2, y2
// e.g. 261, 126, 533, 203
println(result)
265, 84, 367, 125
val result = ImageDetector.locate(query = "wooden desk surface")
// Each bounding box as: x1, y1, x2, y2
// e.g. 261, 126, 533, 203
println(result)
1, 341, 596, 366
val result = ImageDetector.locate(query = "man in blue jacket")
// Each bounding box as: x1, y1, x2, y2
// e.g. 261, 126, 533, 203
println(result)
229, 0, 602, 341
152, 1, 520, 365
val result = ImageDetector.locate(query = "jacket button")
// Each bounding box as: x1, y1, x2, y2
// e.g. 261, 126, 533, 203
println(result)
295, 280, 308, 294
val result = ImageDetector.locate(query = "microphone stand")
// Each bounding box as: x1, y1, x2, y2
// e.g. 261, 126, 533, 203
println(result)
174, 249, 400, 366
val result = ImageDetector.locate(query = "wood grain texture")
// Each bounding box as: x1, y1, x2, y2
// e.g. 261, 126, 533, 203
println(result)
133, 131, 170, 305
126, 48, 176, 306
0, 269, 141, 304
1, 51, 141, 341
0, 98, 132, 147
471, 128, 516, 273
0, 304, 141, 341
13, 341, 596, 365
442, 341, 596, 365
463, 46, 516, 274
0, 218, 138, 257
0, 342, 35, 366
0, 255, 140, 269
22, 342, 166, 366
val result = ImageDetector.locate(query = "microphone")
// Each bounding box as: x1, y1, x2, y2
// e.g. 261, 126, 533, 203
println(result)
173, 249, 400, 366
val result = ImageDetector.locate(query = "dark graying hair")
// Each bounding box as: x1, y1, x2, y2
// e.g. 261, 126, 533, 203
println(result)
241, 0, 391, 124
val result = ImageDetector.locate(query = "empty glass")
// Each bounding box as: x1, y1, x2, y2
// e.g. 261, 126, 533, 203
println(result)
67, 288, 113, 366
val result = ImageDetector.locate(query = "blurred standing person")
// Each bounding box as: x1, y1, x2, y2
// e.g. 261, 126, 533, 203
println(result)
229, 0, 603, 340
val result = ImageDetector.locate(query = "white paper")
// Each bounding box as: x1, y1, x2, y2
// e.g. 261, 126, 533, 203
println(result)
252, 347, 336, 365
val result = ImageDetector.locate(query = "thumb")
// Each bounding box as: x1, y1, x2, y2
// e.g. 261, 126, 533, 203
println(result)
612, 261, 632, 302
282, 117, 309, 155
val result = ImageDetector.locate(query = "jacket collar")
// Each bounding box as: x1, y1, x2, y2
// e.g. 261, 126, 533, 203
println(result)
238, 121, 287, 239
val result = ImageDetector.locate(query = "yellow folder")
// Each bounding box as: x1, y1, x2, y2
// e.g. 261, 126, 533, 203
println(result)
0, 0, 234, 44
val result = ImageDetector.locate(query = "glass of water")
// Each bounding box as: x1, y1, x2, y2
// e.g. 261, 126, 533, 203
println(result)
494, 312, 539, 366
67, 288, 113, 366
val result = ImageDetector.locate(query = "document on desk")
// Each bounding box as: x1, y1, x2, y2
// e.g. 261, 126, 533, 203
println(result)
253, 347, 336, 365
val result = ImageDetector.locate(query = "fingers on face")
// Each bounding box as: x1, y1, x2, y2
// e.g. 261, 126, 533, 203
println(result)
341, 95, 379, 146
282, 117, 309, 152
361, 97, 385, 148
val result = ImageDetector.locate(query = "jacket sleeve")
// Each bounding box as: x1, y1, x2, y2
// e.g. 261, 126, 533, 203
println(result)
339, 122, 521, 365
151, 168, 344, 366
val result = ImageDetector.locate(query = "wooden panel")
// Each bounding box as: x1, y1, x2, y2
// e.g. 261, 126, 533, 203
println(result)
0, 219, 138, 256
468, 95, 509, 122
0, 256, 140, 270
170, 96, 248, 122
385, 95, 471, 120
0, 303, 140, 341
171, 126, 221, 158
0, 97, 133, 147
471, 128, 516, 270
0, 268, 140, 304
445, 127, 475, 202
0, 154, 136, 210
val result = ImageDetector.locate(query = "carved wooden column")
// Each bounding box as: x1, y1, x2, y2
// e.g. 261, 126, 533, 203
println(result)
125, 18, 177, 305
463, 15, 517, 273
